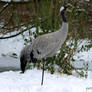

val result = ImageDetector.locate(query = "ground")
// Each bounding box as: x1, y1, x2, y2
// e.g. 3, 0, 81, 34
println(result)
0, 69, 92, 92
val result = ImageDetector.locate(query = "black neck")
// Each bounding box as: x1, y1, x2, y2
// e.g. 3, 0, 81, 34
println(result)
61, 12, 67, 22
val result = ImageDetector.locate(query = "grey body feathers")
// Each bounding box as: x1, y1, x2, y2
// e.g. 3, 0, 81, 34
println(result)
20, 44, 32, 63
32, 22, 68, 59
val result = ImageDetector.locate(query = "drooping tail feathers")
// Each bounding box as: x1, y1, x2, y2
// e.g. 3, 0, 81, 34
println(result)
20, 44, 37, 73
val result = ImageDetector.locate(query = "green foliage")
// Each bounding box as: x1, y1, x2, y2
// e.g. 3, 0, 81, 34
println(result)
80, 44, 92, 52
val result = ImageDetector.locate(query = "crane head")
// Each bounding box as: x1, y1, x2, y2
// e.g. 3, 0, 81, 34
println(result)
60, 5, 72, 14
60, 6, 67, 13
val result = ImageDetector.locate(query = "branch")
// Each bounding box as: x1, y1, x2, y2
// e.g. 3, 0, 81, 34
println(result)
0, 3, 10, 15
0, 25, 34, 39
0, 18, 47, 39
70, 64, 84, 77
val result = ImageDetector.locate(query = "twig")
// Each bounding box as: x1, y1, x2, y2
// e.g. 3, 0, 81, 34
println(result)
0, 3, 10, 15
0, 25, 34, 39
69, 63, 84, 76
0, 18, 47, 39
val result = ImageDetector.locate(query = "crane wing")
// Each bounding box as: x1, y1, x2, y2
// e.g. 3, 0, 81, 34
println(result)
32, 34, 61, 59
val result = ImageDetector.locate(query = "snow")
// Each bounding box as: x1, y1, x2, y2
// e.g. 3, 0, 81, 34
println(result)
66, 39, 92, 70
0, 34, 24, 56
0, 69, 92, 92
0, 56, 20, 72
0, 27, 36, 56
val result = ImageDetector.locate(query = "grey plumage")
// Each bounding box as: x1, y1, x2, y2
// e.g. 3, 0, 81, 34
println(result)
20, 44, 32, 63
32, 22, 68, 59
20, 6, 69, 84
20, 44, 37, 72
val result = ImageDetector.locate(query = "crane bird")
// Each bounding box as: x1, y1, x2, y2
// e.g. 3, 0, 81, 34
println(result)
20, 6, 69, 85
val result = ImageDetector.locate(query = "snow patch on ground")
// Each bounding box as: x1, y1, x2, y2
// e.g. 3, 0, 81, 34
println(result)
0, 27, 36, 57
0, 69, 92, 92
0, 34, 24, 56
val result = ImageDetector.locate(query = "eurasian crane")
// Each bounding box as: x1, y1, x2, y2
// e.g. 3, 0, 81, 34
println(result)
20, 6, 69, 85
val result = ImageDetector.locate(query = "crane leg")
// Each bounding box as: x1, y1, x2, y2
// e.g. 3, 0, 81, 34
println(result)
41, 59, 45, 85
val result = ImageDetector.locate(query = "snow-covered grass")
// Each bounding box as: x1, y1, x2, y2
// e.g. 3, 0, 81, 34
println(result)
0, 69, 92, 92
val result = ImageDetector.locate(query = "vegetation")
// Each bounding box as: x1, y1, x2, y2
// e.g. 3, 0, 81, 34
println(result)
0, 0, 92, 77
